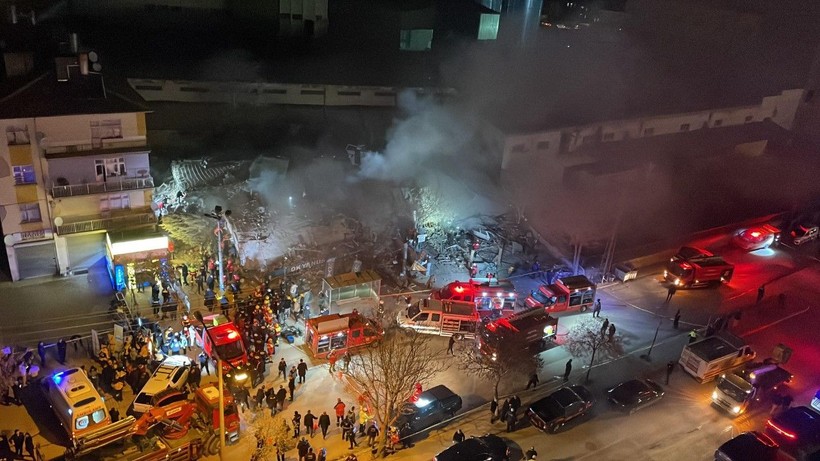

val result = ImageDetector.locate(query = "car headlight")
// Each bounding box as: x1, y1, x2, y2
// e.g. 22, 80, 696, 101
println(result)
711, 391, 718, 400
732, 406, 741, 414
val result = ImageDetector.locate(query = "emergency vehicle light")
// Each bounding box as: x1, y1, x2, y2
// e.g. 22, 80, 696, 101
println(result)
509, 292, 515, 298
454, 286, 465, 293
544, 325, 554, 335
227, 331, 239, 340
337, 332, 344, 337
482, 292, 488, 297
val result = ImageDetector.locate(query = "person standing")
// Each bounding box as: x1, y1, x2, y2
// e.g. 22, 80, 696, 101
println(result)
341, 417, 353, 442
256, 385, 266, 411
305, 447, 317, 461
57, 339, 67, 364
666, 361, 675, 385
297, 359, 308, 384
688, 330, 698, 344
10, 430, 23, 458
673, 309, 681, 330
366, 423, 380, 448
608, 323, 616, 341
278, 358, 288, 379
199, 352, 210, 376
181, 263, 189, 286
505, 410, 517, 433
196, 271, 204, 294
23, 433, 34, 460
342, 351, 352, 372
288, 375, 296, 401
292, 411, 302, 438
447, 336, 456, 356
666, 285, 677, 303
490, 397, 498, 423
318, 411, 331, 439
276, 385, 287, 412
328, 350, 338, 372
296, 437, 309, 461
564, 359, 572, 382
600, 318, 609, 337
37, 341, 46, 366
526, 372, 539, 389
593, 299, 602, 318
304, 410, 316, 438
334, 398, 346, 426
347, 424, 359, 449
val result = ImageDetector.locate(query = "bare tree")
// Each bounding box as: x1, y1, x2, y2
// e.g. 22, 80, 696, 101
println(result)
347, 328, 447, 458
248, 411, 295, 460
458, 331, 543, 401
563, 317, 624, 383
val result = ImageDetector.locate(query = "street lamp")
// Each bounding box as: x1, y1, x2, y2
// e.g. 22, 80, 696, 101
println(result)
204, 206, 231, 296
193, 310, 226, 461
641, 315, 664, 361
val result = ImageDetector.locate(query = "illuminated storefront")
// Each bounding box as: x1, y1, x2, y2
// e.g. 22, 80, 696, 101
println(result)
106, 230, 170, 291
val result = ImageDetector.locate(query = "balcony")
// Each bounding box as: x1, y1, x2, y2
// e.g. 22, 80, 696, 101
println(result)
44, 137, 149, 159
56, 211, 157, 236
51, 177, 155, 198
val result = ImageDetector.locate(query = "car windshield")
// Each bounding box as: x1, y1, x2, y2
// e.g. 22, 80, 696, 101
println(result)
717, 377, 749, 403
216, 341, 245, 361
668, 264, 691, 277
531, 290, 552, 304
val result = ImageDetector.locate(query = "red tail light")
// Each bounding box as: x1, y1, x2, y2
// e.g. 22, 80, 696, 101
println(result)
767, 419, 797, 440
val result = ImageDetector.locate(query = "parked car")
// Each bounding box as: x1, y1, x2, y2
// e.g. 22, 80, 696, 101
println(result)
132, 355, 192, 414
398, 385, 462, 432
733, 225, 780, 251
765, 406, 820, 447
790, 224, 819, 246
714, 431, 779, 461
607, 378, 665, 414
433, 434, 509, 461
527, 385, 594, 433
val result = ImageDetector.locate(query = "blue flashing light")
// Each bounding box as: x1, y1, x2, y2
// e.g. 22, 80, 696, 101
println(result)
52, 371, 65, 385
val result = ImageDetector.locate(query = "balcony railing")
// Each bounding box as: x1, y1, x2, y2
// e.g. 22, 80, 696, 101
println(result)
44, 137, 148, 158
51, 177, 154, 198
56, 212, 156, 235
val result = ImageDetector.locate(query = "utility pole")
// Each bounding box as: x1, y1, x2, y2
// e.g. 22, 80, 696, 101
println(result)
205, 206, 231, 296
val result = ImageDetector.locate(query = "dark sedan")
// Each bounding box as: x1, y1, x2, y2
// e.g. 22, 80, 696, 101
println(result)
433, 434, 509, 461
607, 378, 665, 414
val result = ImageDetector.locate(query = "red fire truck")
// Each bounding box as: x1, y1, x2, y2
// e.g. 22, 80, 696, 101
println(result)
477, 307, 558, 360
305, 311, 384, 358
193, 314, 249, 374
432, 279, 517, 318
664, 247, 734, 288
525, 275, 596, 313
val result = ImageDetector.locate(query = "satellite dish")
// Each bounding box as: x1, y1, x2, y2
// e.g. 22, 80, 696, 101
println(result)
92, 63, 102, 72
54, 217, 63, 226
88, 51, 99, 63
3, 235, 13, 246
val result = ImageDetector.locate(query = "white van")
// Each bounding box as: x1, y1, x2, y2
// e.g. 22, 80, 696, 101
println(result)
397, 298, 479, 339
45, 368, 110, 446
132, 355, 192, 414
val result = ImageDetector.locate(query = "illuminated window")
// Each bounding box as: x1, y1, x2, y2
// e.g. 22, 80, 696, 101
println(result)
19, 203, 41, 223
5, 125, 30, 145
95, 158, 126, 178
13, 165, 36, 185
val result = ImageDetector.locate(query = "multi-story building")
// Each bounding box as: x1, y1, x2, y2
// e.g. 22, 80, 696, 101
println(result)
0, 67, 154, 281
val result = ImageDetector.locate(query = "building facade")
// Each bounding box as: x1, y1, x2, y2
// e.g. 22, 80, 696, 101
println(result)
0, 73, 154, 281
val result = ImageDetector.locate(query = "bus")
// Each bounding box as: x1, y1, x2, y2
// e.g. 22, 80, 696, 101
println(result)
45, 368, 110, 447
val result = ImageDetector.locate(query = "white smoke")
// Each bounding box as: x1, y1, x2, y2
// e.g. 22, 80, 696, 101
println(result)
355, 90, 482, 182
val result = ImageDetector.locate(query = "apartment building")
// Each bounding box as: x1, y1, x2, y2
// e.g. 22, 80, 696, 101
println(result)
0, 69, 154, 281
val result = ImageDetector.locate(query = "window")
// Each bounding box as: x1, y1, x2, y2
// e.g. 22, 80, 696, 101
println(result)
603, 133, 614, 141
744, 115, 753, 123
680, 123, 690, 132
713, 119, 723, 127
100, 194, 130, 211
536, 140, 551, 150
413, 313, 429, 322
431, 314, 441, 322
19, 203, 41, 223
96, 158, 126, 179
643, 127, 654, 136
6, 125, 30, 145
90, 119, 122, 148
13, 165, 36, 185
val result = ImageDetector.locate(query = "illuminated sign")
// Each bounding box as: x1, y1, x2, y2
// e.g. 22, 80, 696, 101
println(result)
109, 235, 169, 256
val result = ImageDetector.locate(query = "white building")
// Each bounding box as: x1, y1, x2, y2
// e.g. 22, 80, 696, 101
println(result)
0, 69, 154, 281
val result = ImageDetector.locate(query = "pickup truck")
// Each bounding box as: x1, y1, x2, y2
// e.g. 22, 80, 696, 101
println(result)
712, 362, 792, 417
526, 385, 594, 433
